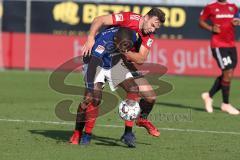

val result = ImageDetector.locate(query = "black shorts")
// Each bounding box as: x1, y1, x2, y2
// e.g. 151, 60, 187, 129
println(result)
211, 47, 238, 70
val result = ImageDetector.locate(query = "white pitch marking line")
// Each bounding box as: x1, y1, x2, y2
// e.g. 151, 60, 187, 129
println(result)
0, 118, 240, 135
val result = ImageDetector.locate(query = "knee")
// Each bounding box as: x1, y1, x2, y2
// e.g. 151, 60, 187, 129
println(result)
223, 70, 233, 82
84, 92, 93, 104
143, 92, 157, 104
79, 102, 88, 110
146, 96, 156, 104
128, 84, 139, 94
92, 98, 101, 106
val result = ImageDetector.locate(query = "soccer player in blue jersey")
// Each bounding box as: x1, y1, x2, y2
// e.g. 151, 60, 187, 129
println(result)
70, 27, 141, 147
82, 9, 164, 141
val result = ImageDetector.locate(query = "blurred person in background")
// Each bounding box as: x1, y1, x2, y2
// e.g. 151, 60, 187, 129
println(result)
199, 0, 240, 115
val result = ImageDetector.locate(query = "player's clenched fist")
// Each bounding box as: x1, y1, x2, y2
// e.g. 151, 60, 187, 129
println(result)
212, 24, 221, 34
232, 19, 240, 26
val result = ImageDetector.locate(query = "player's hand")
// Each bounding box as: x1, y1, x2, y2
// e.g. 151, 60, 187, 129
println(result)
232, 19, 240, 26
212, 24, 221, 33
82, 36, 95, 56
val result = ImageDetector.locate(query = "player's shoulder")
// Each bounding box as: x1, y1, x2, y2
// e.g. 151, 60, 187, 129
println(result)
223, 1, 238, 12
226, 1, 238, 8
205, 1, 218, 8
128, 12, 141, 17
206, 1, 237, 7
121, 12, 140, 16
100, 27, 118, 36
121, 12, 141, 21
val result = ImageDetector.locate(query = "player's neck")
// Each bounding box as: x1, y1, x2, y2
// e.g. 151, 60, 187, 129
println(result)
217, 0, 227, 5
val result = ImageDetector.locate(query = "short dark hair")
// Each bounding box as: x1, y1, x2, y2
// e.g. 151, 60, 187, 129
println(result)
114, 27, 136, 50
147, 8, 165, 23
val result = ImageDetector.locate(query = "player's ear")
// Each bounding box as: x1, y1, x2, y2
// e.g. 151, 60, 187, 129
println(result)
144, 15, 150, 21
113, 36, 119, 44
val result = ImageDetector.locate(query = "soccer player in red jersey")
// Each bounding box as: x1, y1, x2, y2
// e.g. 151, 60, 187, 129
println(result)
199, 0, 240, 115
70, 8, 166, 146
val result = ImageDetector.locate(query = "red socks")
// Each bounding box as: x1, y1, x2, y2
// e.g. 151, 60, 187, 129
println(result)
85, 103, 99, 134
84, 93, 139, 134
124, 93, 139, 127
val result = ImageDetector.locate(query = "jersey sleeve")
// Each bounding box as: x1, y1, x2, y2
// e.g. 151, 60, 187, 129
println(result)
200, 5, 211, 20
112, 12, 130, 27
141, 34, 154, 50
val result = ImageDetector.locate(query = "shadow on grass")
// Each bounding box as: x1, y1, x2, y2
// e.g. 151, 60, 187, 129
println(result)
156, 102, 221, 112
29, 130, 151, 147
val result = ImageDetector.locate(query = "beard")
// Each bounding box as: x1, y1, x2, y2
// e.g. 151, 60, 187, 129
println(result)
218, 0, 226, 2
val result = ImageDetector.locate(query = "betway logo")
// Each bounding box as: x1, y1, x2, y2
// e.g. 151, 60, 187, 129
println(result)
216, 14, 234, 18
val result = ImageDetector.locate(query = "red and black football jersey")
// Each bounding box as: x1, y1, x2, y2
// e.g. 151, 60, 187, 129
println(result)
112, 12, 154, 51
200, 1, 239, 48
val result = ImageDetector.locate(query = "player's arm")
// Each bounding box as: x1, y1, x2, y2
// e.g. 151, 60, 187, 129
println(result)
199, 20, 212, 32
125, 45, 149, 65
88, 15, 113, 38
232, 7, 240, 26
199, 19, 220, 33
82, 15, 113, 56
86, 56, 102, 91
199, 6, 220, 33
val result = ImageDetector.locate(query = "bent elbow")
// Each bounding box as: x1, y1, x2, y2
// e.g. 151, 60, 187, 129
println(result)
199, 19, 205, 28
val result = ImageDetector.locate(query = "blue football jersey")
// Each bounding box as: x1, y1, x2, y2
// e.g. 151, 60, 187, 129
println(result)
91, 27, 137, 69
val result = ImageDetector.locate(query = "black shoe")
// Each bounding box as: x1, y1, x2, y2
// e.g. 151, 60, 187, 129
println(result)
80, 132, 92, 146
120, 132, 136, 148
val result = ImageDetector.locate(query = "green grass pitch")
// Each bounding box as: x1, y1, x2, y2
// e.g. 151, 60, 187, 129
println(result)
0, 70, 240, 160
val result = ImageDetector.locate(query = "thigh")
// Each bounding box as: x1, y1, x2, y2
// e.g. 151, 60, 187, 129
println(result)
120, 58, 155, 99
84, 65, 106, 91
134, 77, 156, 99
229, 47, 238, 69
118, 78, 139, 93
212, 47, 236, 70
107, 59, 134, 91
